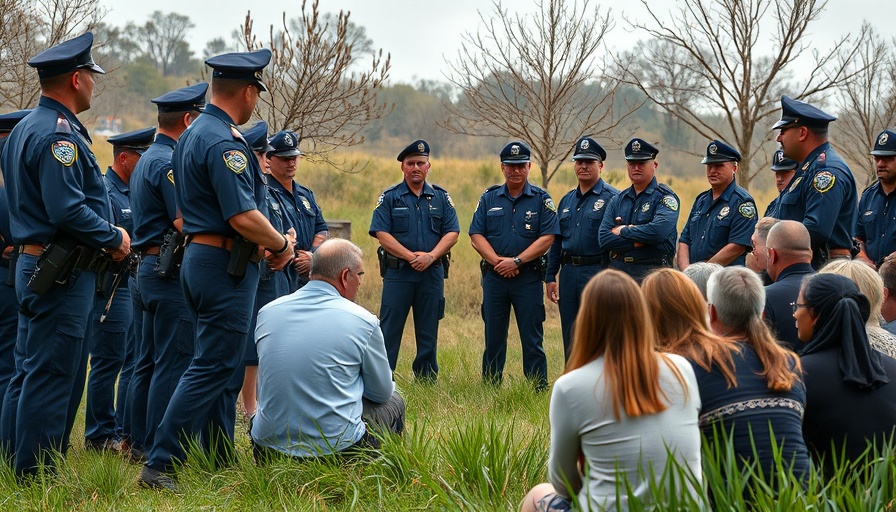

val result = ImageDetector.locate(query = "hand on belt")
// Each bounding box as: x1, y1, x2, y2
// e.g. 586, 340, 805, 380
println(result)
189, 234, 261, 262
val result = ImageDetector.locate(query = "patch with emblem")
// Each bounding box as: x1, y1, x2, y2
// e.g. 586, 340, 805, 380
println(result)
166, 169, 175, 185
544, 197, 556, 212
817, 152, 826, 163
738, 202, 756, 219
661, 195, 679, 211
446, 193, 455, 208
223, 150, 248, 174
880, 133, 890, 146
51, 140, 77, 166
581, 139, 590, 150
375, 193, 384, 209
594, 199, 605, 211
717, 206, 730, 220
788, 177, 803, 193
511, 145, 520, 155
813, 171, 835, 193
709, 143, 718, 154
417, 142, 425, 152
301, 197, 312, 211
632, 140, 641, 152
641, 202, 651, 213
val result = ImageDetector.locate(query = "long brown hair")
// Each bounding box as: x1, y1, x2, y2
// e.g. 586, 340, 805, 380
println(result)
642, 268, 739, 388
567, 269, 687, 419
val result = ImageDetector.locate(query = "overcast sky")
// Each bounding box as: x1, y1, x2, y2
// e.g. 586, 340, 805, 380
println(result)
99, 0, 891, 84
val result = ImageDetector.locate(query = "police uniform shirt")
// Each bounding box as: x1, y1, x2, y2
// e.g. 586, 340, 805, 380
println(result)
856, 181, 896, 266
268, 179, 327, 251
679, 180, 756, 266
370, 181, 460, 275
174, 104, 264, 235
468, 182, 560, 258
0, 96, 118, 248
0, 138, 11, 251
131, 134, 178, 249
104, 168, 133, 236
545, 179, 619, 282
598, 177, 679, 261
775, 142, 857, 250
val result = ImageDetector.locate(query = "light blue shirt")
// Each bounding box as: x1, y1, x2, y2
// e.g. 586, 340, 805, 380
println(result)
883, 318, 896, 337
250, 280, 395, 457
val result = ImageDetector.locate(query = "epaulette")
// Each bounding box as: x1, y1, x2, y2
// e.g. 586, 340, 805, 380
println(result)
861, 180, 880, 195
657, 182, 678, 197
383, 183, 401, 193
55, 114, 72, 135
732, 185, 753, 200
485, 184, 501, 192
432, 183, 447, 193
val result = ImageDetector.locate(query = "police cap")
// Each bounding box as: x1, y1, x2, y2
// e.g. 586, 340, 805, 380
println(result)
770, 149, 798, 171
151, 82, 208, 113
107, 127, 156, 155
0, 110, 32, 133
28, 32, 105, 79
624, 138, 658, 161
500, 141, 531, 164
243, 121, 271, 153
572, 136, 606, 161
267, 130, 302, 158
772, 95, 836, 130
397, 139, 430, 161
870, 129, 896, 157
205, 49, 272, 92
700, 139, 741, 164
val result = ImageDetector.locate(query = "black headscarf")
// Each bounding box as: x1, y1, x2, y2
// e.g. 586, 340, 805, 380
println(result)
798, 273, 889, 390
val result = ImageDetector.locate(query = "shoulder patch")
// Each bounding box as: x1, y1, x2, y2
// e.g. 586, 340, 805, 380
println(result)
51, 140, 77, 166
738, 201, 756, 219
375, 193, 384, 209
661, 195, 679, 211
445, 193, 455, 209
166, 169, 175, 185
544, 197, 557, 213
223, 150, 248, 174
813, 171, 835, 193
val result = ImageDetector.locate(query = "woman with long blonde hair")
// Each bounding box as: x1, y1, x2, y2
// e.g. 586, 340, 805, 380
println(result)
521, 270, 702, 512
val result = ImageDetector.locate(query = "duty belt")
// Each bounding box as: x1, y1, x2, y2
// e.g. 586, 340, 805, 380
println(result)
189, 234, 261, 262
561, 254, 602, 266
18, 243, 109, 271
139, 245, 161, 256
609, 252, 667, 266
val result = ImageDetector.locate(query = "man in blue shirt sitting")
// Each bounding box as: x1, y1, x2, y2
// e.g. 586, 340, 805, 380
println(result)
250, 239, 404, 461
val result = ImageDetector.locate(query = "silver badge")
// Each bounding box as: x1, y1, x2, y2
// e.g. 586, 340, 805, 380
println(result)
881, 133, 890, 146
709, 143, 718, 155
641, 202, 650, 213
718, 206, 730, 219
284, 133, 293, 146
632, 140, 641, 152
593, 199, 605, 211
511, 145, 520, 155
417, 142, 425, 152
302, 197, 312, 211
581, 139, 589, 150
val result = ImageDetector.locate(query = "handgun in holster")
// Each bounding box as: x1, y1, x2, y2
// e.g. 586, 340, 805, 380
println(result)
441, 251, 451, 279
27, 234, 80, 295
156, 228, 186, 278
6, 247, 18, 287
227, 235, 257, 277
376, 246, 388, 278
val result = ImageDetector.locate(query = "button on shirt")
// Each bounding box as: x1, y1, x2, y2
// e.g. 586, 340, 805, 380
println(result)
545, 179, 619, 282
131, 134, 178, 248
174, 104, 264, 236
468, 182, 560, 257
598, 177, 679, 261
856, 181, 896, 266
679, 180, 756, 266
0, 96, 118, 248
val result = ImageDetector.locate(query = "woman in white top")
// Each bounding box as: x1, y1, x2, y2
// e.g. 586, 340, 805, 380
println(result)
521, 269, 703, 512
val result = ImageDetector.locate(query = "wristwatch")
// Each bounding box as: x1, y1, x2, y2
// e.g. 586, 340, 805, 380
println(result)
512, 257, 522, 266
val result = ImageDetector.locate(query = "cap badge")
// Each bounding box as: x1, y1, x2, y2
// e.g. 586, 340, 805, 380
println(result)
776, 153, 783, 164
631, 140, 641, 152
709, 144, 717, 155
880, 133, 889, 146
417, 142, 425, 152
511, 145, 520, 156
284, 133, 293, 146
581, 139, 589, 150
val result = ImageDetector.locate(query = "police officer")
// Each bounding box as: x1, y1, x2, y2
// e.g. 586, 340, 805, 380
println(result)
370, 140, 459, 381
544, 136, 618, 358
0, 32, 130, 477
470, 142, 559, 391
773, 95, 857, 268
0, 110, 30, 432
598, 138, 679, 281
856, 129, 896, 269
678, 140, 756, 269
127, 83, 207, 463
139, 50, 294, 490
84, 127, 154, 452
266, 130, 328, 291
764, 149, 799, 217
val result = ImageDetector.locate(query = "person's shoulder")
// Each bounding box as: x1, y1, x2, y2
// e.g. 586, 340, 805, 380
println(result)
479, 184, 502, 197
860, 179, 881, 197
656, 182, 679, 197
692, 188, 712, 203
731, 185, 754, 202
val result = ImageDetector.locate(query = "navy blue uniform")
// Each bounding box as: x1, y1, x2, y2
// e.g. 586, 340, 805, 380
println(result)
0, 139, 18, 429
370, 181, 459, 379
469, 182, 559, 389
775, 143, 857, 267
598, 177, 679, 281
856, 182, 896, 267
126, 133, 196, 457
267, 179, 326, 291
545, 180, 618, 356
146, 104, 265, 472
84, 169, 136, 447
679, 180, 756, 266
0, 96, 120, 475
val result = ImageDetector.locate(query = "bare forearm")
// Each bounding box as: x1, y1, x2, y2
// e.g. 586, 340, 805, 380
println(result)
229, 210, 287, 251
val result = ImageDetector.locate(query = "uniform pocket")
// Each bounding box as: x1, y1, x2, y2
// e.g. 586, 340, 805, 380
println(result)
393, 208, 410, 233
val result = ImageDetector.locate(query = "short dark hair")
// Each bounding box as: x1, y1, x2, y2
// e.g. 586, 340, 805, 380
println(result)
880, 259, 896, 293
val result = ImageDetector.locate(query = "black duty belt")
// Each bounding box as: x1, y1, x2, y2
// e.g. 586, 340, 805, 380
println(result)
561, 254, 602, 266
610, 252, 666, 266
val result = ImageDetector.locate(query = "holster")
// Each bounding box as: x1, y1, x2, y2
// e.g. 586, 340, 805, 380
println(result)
27, 234, 80, 295
227, 235, 257, 277
377, 246, 388, 278
6, 248, 17, 287
156, 228, 186, 278
441, 251, 451, 279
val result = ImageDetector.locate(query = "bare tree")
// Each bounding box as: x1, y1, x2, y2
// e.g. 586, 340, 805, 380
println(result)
443, 0, 636, 188
137, 11, 195, 76
239, 0, 391, 169
617, 0, 869, 190
0, 0, 106, 110
832, 25, 896, 187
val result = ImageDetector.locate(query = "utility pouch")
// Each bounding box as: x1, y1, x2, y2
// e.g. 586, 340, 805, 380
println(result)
227, 236, 257, 277
27, 235, 79, 295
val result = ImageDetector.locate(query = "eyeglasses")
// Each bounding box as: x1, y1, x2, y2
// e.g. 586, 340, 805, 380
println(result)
790, 302, 810, 314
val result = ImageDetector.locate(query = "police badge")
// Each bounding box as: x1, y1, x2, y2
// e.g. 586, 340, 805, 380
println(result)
511, 145, 520, 156
813, 171, 835, 193
709, 143, 718, 155
52, 140, 77, 167
302, 197, 312, 211
717, 206, 730, 220
641, 202, 650, 213
632, 140, 641, 152
223, 150, 248, 174
738, 202, 756, 219
881, 132, 890, 146
417, 142, 425, 153
581, 139, 589, 150
594, 199, 605, 211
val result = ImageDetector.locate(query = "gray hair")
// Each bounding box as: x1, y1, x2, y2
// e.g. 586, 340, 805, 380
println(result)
310, 239, 363, 281
707, 266, 766, 328
683, 262, 723, 299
